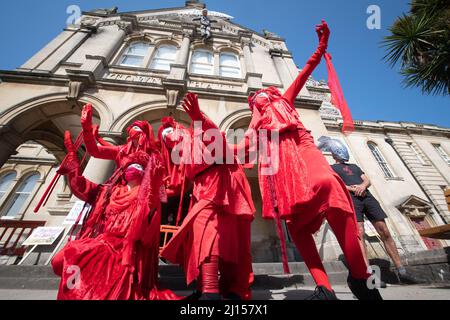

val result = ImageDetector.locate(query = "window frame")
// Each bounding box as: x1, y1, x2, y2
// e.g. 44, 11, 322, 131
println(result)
190, 49, 215, 76
408, 142, 427, 166
0, 172, 41, 220
432, 144, 450, 165
118, 41, 153, 68
0, 171, 18, 206
367, 142, 395, 179
149, 44, 178, 72
219, 52, 242, 78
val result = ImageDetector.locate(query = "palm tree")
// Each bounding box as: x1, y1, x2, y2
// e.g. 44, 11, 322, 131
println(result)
382, 0, 449, 96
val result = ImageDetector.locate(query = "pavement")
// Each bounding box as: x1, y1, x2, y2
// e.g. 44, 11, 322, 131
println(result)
0, 284, 449, 300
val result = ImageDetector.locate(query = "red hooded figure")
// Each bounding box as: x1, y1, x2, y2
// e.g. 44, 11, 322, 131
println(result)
159, 95, 255, 300
51, 132, 178, 300
81, 104, 158, 169
239, 21, 382, 300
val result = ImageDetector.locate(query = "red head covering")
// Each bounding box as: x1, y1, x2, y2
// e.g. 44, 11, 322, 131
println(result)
124, 120, 158, 155
248, 87, 283, 111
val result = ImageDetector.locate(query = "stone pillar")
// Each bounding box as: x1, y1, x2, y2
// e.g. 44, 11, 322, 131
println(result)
167, 28, 194, 82
270, 49, 294, 90
67, 23, 130, 83
240, 35, 263, 92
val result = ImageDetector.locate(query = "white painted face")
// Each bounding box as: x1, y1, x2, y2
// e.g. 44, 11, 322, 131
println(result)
161, 127, 174, 142
256, 92, 269, 99
128, 164, 144, 172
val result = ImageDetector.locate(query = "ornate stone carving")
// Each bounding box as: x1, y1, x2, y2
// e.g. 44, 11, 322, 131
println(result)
89, 7, 118, 16
67, 81, 83, 100
166, 89, 180, 108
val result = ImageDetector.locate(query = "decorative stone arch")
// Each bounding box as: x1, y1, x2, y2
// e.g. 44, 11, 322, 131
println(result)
219, 108, 252, 132
0, 92, 112, 169
153, 38, 182, 49
0, 167, 18, 178
216, 45, 243, 57
16, 167, 46, 183
0, 92, 112, 131
110, 102, 191, 135
123, 32, 155, 45
190, 42, 215, 54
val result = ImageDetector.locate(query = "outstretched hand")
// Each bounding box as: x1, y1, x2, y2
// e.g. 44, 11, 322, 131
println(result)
58, 130, 78, 175
64, 130, 76, 154
181, 93, 203, 121
81, 104, 93, 131
315, 20, 330, 44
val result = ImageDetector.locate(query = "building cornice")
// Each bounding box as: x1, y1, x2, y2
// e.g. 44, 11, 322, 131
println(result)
324, 119, 450, 137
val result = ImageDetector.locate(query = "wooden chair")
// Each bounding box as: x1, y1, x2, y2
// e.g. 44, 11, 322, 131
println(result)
159, 225, 180, 255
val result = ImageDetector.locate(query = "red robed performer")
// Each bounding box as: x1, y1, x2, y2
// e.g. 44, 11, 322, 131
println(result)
51, 132, 179, 300
160, 94, 255, 300
157, 117, 192, 225
237, 20, 381, 300
81, 103, 157, 169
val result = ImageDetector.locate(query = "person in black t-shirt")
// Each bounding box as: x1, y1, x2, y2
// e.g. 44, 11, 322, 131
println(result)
326, 139, 420, 284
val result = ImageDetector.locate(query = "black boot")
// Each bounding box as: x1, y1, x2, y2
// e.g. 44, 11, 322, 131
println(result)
347, 275, 383, 300
305, 286, 339, 300
183, 291, 202, 301
398, 271, 423, 285
199, 293, 222, 300
224, 292, 242, 300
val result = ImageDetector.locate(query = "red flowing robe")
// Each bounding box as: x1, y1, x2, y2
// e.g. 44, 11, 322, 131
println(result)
247, 43, 354, 232
51, 154, 178, 300
160, 117, 255, 299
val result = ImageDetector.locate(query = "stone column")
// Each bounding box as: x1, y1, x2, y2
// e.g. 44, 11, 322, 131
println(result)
240, 35, 263, 92
270, 49, 294, 90
167, 27, 194, 82
67, 23, 130, 83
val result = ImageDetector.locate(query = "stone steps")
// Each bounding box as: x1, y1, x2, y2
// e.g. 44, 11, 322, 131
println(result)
1, 248, 448, 291
0, 262, 350, 291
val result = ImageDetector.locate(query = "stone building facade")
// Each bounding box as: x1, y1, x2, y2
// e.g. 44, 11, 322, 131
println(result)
0, 1, 449, 264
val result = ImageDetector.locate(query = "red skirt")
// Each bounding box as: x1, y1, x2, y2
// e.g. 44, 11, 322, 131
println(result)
260, 130, 354, 229
161, 200, 250, 288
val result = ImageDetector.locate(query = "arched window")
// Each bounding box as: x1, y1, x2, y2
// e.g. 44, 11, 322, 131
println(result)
190, 50, 214, 75
367, 142, 395, 178
119, 42, 152, 67
0, 172, 17, 204
219, 52, 241, 78
1, 173, 40, 218
150, 45, 177, 71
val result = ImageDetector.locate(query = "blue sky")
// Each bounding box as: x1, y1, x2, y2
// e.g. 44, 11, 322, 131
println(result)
0, 0, 448, 127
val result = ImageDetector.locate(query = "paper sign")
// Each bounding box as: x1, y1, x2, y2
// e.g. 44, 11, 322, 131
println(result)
22, 227, 65, 246
63, 201, 91, 226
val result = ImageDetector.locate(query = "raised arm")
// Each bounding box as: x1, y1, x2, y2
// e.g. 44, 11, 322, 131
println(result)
182, 93, 231, 156
81, 104, 120, 160
283, 20, 330, 106
58, 131, 99, 203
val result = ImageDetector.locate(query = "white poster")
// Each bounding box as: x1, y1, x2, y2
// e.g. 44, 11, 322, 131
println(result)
63, 201, 91, 226
22, 227, 65, 246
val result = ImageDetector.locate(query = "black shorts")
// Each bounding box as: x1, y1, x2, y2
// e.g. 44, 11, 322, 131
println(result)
351, 193, 387, 223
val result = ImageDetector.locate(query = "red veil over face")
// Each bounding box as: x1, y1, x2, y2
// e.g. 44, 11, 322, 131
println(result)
124, 120, 158, 155
157, 117, 189, 191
